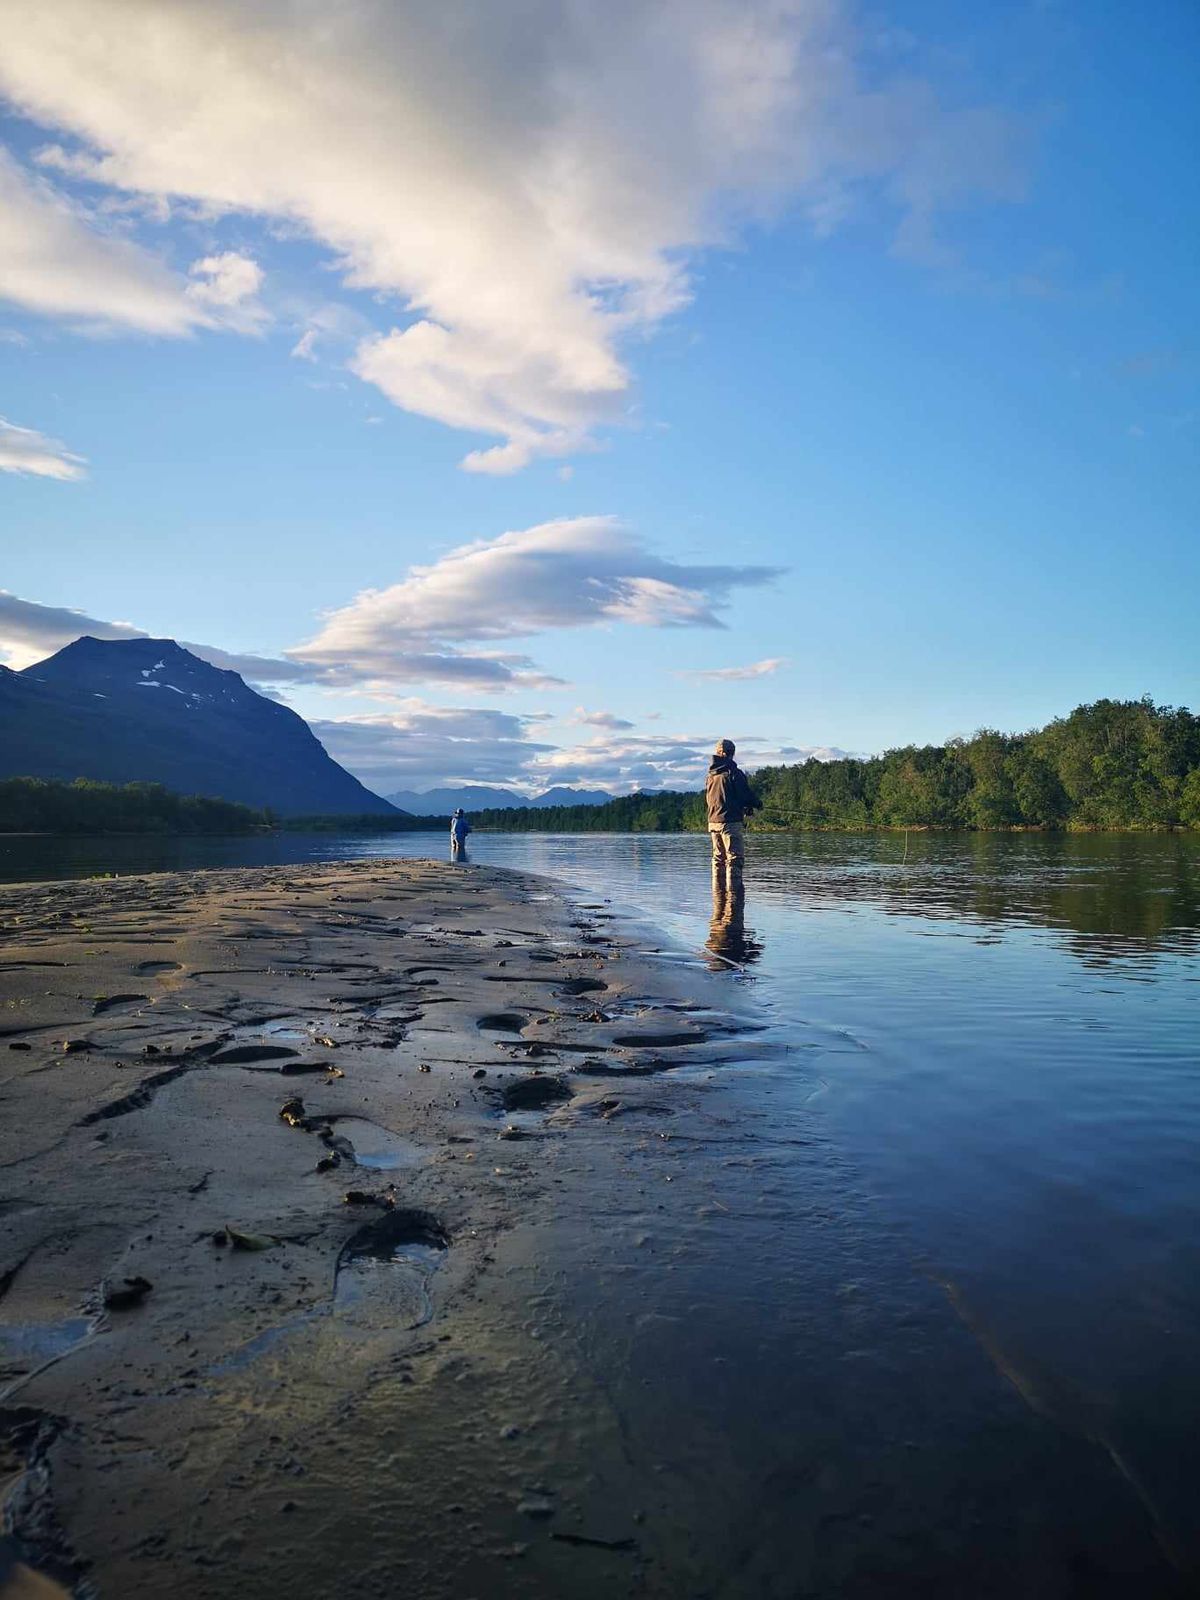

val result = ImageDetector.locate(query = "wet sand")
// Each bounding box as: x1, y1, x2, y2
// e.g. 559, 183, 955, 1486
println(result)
0, 861, 1186, 1598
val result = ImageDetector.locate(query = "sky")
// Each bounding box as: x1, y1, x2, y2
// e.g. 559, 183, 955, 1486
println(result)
1, 0, 1196, 797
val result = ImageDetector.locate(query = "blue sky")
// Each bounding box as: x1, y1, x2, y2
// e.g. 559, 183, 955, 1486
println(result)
1, 0, 1196, 795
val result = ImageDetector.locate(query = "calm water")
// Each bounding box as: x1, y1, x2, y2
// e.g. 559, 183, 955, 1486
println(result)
4, 828, 1198, 1577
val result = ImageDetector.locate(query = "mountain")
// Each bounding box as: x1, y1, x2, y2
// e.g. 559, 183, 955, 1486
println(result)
386, 784, 616, 815
385, 785, 530, 814
529, 787, 616, 808
3, 637, 397, 817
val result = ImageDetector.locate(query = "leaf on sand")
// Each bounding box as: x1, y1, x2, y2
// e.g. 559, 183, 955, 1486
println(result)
551, 1532, 637, 1551
225, 1224, 276, 1251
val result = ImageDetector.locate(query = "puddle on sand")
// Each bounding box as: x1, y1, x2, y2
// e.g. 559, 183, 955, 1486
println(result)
210, 1212, 444, 1375
334, 1210, 448, 1330
328, 1118, 424, 1171
0, 1317, 94, 1380
229, 1020, 312, 1044
476, 1012, 526, 1035
499, 1075, 573, 1112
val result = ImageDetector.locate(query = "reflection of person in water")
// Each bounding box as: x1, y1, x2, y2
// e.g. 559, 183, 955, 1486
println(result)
706, 879, 763, 970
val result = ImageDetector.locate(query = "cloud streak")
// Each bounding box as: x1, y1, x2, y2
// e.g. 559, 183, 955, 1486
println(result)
0, 418, 87, 481
0, 0, 1024, 468
677, 657, 789, 682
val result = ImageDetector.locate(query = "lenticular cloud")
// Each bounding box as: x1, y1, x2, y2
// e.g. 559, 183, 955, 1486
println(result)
290, 516, 783, 682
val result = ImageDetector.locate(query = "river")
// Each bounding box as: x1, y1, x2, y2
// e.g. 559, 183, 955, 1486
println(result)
3, 827, 1198, 1589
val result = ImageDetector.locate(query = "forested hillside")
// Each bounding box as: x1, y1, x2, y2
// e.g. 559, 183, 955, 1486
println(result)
473, 700, 1200, 833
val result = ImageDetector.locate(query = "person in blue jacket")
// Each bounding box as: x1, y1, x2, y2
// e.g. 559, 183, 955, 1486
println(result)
450, 808, 471, 856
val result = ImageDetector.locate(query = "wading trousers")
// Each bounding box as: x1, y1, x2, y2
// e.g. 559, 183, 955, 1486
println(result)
710, 824, 745, 891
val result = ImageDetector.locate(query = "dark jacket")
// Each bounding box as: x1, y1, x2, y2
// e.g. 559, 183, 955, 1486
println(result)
705, 757, 757, 829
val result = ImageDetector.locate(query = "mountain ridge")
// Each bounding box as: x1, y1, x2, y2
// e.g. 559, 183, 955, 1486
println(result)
3, 636, 397, 817
385, 783, 616, 815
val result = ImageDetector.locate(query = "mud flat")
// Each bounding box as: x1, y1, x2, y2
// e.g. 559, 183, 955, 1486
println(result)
0, 861, 1185, 1598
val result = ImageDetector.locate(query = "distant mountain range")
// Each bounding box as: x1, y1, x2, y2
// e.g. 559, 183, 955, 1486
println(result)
386, 784, 616, 815
2, 637, 397, 817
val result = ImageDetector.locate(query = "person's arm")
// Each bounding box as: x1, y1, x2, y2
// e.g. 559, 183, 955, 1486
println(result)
738, 771, 760, 814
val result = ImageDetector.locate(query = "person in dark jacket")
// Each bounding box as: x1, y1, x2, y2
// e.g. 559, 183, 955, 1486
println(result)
705, 738, 758, 894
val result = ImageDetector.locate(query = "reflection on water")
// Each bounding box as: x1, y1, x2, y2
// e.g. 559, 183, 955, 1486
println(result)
746, 830, 1200, 966
705, 880, 764, 971
4, 827, 1197, 963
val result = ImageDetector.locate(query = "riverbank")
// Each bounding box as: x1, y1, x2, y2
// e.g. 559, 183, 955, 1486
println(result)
1, 858, 1188, 1598
0, 859, 757, 1597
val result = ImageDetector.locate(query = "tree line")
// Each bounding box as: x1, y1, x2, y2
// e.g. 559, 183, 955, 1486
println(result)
474, 790, 699, 833
0, 778, 271, 835
0, 779, 447, 835
472, 700, 1200, 833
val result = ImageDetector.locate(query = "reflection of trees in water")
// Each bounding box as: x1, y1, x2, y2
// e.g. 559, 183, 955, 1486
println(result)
748, 833, 1200, 965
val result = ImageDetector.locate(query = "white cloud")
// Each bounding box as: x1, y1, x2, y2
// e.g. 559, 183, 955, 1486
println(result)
529, 731, 713, 790
0, 0, 1024, 468
0, 147, 201, 334
318, 716, 854, 794
570, 706, 635, 731
0, 418, 87, 481
292, 516, 780, 686
188, 252, 262, 307
187, 251, 267, 330
312, 703, 552, 794
678, 656, 789, 682
527, 731, 851, 790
